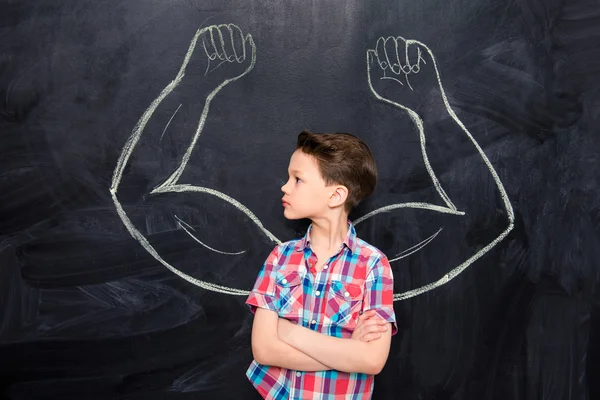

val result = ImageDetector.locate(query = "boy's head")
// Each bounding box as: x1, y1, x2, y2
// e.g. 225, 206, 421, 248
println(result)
281, 130, 378, 220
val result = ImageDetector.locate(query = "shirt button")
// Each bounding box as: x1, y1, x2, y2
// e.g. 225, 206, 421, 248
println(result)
315, 291, 321, 296
344, 291, 350, 297
323, 265, 328, 269
311, 319, 316, 325
296, 372, 301, 377
282, 279, 287, 284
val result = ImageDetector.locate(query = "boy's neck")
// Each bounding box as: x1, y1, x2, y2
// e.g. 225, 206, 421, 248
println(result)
309, 212, 349, 253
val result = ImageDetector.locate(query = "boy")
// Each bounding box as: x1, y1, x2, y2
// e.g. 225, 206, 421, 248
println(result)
246, 131, 398, 399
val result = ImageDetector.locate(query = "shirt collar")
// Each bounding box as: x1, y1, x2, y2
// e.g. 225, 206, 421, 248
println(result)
299, 220, 358, 254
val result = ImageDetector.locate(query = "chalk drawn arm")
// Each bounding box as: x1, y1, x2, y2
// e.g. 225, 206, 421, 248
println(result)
360, 36, 515, 301
365, 37, 466, 216
109, 24, 272, 295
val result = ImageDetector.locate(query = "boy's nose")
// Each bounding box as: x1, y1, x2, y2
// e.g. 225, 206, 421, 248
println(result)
281, 180, 290, 194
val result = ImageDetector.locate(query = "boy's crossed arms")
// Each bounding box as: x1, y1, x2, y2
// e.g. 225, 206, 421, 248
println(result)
251, 308, 391, 375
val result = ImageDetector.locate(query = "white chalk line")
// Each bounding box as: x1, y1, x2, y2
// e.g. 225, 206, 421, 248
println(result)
160, 104, 182, 142
353, 202, 464, 226
390, 227, 442, 262
174, 214, 246, 256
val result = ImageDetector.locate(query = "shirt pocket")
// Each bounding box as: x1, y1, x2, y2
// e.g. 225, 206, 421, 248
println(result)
325, 280, 364, 326
275, 270, 304, 319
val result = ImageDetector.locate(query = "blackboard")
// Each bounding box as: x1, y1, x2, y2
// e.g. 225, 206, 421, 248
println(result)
2, 0, 600, 399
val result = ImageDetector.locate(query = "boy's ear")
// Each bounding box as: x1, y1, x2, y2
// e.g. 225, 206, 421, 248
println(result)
329, 185, 349, 208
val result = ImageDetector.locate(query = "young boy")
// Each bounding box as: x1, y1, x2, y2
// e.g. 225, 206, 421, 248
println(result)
246, 131, 398, 400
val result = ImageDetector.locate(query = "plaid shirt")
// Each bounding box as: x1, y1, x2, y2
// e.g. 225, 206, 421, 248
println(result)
246, 221, 397, 400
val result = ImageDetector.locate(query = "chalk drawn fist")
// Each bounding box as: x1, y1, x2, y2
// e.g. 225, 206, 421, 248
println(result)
367, 37, 440, 114
180, 24, 256, 98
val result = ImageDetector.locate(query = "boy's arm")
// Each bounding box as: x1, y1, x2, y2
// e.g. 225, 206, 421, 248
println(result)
278, 318, 392, 375
278, 254, 398, 375
246, 245, 331, 371
251, 308, 332, 371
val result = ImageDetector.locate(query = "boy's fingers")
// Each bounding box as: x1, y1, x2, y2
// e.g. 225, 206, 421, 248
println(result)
368, 315, 388, 324
357, 310, 386, 330
360, 324, 387, 336
367, 324, 388, 332
363, 318, 387, 326
359, 332, 375, 342
364, 332, 382, 342
357, 310, 375, 323
359, 310, 377, 321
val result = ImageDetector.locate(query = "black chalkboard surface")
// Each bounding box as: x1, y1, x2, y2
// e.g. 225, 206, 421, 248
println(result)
2, 1, 600, 399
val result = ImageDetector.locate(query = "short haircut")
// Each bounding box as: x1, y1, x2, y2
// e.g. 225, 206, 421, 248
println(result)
296, 130, 378, 212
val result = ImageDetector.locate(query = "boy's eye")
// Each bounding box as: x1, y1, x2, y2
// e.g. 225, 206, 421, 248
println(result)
295, 177, 302, 183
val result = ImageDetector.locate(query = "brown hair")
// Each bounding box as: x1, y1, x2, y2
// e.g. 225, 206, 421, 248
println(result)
296, 130, 378, 212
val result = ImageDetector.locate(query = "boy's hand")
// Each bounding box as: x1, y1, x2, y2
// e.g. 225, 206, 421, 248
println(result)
351, 310, 389, 342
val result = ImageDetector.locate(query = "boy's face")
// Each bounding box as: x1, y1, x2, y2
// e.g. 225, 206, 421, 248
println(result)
281, 150, 331, 220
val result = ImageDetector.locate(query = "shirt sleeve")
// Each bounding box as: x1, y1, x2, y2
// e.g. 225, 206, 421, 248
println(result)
362, 254, 398, 335
245, 245, 281, 314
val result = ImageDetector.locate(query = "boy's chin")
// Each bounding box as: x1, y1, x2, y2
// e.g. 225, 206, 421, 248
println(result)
283, 212, 301, 220
283, 208, 306, 220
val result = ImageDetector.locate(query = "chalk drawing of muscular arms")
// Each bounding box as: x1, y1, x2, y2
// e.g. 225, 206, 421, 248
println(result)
110, 26, 514, 300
